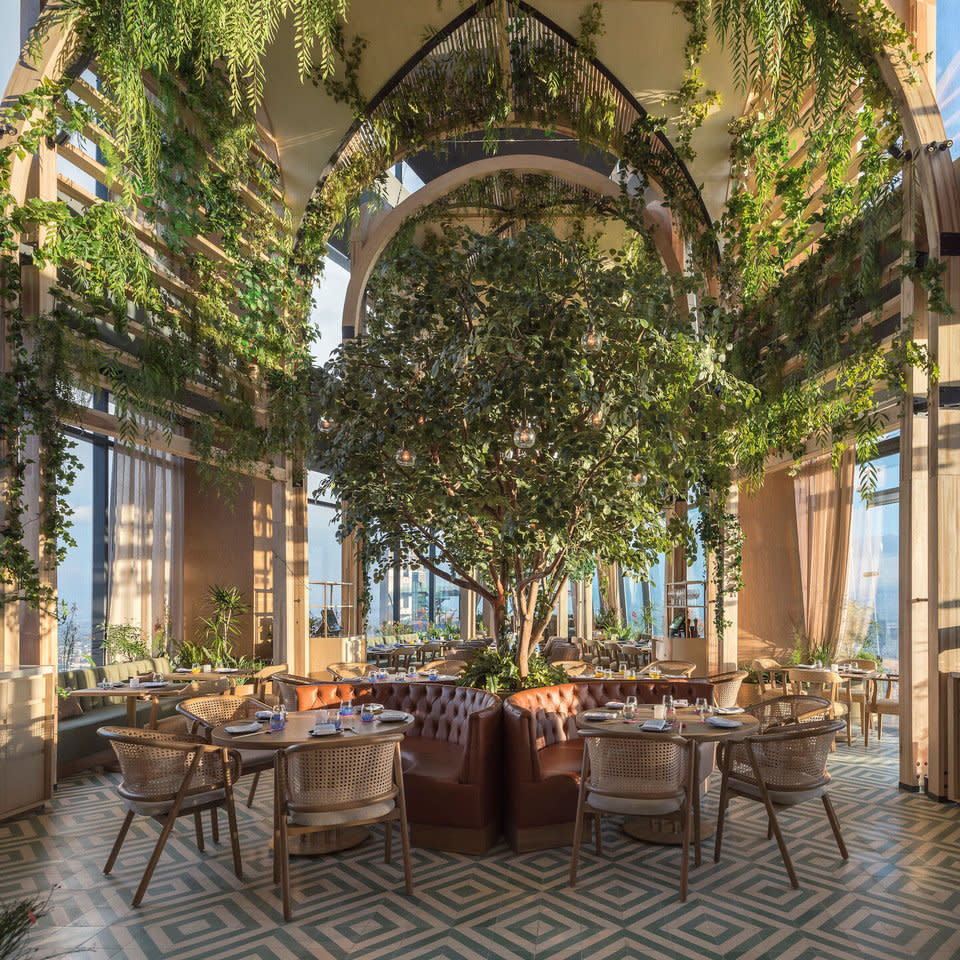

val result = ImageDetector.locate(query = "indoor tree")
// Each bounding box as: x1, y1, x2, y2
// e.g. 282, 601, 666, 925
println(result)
312, 219, 756, 677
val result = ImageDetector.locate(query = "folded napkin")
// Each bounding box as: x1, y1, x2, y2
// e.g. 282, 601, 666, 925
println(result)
139, 681, 168, 688
175, 667, 192, 673
673, 699, 689, 707
310, 723, 340, 736
641, 718, 669, 732
605, 701, 625, 709
715, 706, 745, 715
706, 717, 742, 728
215, 667, 238, 673
663, 674, 685, 679
224, 722, 262, 735
582, 711, 617, 721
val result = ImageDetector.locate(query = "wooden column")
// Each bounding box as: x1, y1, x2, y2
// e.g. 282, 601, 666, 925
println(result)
459, 586, 476, 640
282, 475, 309, 675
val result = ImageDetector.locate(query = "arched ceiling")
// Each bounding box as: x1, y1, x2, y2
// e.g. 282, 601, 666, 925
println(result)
260, 0, 743, 228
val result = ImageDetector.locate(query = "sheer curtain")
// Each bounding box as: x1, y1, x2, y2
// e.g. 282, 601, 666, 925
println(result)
106, 437, 183, 650
793, 450, 854, 660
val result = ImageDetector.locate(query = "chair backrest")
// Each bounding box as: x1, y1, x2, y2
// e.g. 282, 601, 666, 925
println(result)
327, 662, 376, 680
277, 734, 401, 813
583, 734, 692, 800
545, 641, 581, 664
642, 660, 696, 677
729, 720, 843, 792
839, 658, 877, 671
746, 694, 832, 732
869, 674, 900, 710
176, 695, 269, 738
552, 660, 593, 677
786, 669, 842, 701
708, 670, 748, 708
421, 659, 468, 675
98, 726, 234, 802
751, 658, 784, 696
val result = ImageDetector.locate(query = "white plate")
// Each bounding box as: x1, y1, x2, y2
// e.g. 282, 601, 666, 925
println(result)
714, 706, 745, 714
605, 701, 625, 709
215, 668, 239, 673
139, 681, 168, 688
174, 667, 192, 673
378, 711, 410, 723
224, 722, 263, 735
706, 717, 743, 728
583, 711, 618, 721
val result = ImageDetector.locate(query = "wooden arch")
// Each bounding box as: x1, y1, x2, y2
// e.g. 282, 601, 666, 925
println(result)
341, 154, 682, 334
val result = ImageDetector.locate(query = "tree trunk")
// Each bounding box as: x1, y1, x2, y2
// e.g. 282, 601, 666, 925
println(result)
492, 594, 509, 652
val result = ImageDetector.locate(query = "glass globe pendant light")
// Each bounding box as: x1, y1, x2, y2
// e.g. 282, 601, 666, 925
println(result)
513, 420, 537, 449
318, 417, 336, 433
585, 407, 603, 428
395, 443, 417, 467
580, 325, 604, 353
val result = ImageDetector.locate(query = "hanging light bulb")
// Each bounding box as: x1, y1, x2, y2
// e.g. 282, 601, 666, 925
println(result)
630, 471, 647, 488
513, 420, 537, 449
395, 444, 416, 467
585, 407, 604, 428
581, 325, 604, 353
503, 447, 515, 462
318, 417, 336, 433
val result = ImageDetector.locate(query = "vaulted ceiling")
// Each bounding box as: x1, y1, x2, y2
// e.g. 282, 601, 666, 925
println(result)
260, 0, 744, 230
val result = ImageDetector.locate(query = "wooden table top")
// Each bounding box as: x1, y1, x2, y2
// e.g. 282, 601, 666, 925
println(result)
210, 709, 415, 749
577, 705, 760, 742
69, 683, 181, 697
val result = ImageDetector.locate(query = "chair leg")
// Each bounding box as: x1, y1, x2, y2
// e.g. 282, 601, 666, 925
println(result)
104, 810, 135, 875
569, 753, 589, 888
279, 820, 292, 922
399, 814, 414, 896
210, 808, 219, 844
132, 812, 179, 907
745, 743, 799, 889
194, 811, 205, 852
767, 815, 774, 840
822, 794, 848, 859
680, 743, 695, 902
384, 820, 393, 864
223, 778, 243, 881
246, 771, 261, 809
877, 714, 883, 741
713, 747, 731, 864
864, 708, 870, 748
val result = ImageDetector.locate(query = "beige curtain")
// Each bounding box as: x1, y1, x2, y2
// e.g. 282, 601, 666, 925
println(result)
106, 436, 183, 650
793, 449, 854, 659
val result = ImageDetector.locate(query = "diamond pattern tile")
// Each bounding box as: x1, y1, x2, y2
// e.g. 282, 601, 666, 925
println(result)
5, 727, 960, 960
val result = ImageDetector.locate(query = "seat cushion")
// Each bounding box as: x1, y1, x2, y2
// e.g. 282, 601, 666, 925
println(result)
729, 774, 830, 805
290, 799, 395, 827
400, 737, 463, 781
587, 791, 684, 816
123, 788, 226, 816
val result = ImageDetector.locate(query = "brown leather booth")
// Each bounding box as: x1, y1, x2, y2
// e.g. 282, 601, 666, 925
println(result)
295, 682, 501, 855
503, 679, 715, 852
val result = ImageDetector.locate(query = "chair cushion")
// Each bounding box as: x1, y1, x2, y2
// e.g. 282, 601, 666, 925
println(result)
290, 799, 395, 827
587, 791, 684, 816
728, 774, 829, 805
123, 788, 226, 816
539, 741, 584, 780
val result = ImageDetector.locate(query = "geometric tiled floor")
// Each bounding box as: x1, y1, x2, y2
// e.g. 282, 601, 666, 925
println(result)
5, 727, 960, 960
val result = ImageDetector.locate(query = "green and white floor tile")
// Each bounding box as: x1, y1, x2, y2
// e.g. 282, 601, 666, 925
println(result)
4, 728, 960, 960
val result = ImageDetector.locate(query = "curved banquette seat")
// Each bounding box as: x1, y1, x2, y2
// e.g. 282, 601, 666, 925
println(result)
294, 682, 501, 854
503, 678, 716, 852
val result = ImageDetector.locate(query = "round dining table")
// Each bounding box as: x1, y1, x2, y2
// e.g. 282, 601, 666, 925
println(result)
210, 708, 415, 855
577, 704, 760, 853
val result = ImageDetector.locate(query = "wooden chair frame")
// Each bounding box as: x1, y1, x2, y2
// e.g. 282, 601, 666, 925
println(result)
714, 719, 847, 888
273, 734, 413, 921
98, 727, 242, 907
569, 733, 697, 901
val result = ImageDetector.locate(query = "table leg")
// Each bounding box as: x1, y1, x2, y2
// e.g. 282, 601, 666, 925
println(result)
125, 697, 137, 728
148, 696, 161, 729
693, 742, 702, 866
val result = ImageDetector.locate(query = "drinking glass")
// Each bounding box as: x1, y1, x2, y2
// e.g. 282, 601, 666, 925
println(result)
695, 697, 709, 719
662, 694, 675, 719
339, 698, 353, 718
324, 708, 341, 731
191, 662, 201, 675
269, 706, 287, 731
624, 695, 639, 722
360, 703, 376, 723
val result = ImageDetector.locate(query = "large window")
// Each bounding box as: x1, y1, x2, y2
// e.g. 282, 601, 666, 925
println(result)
938, 1, 960, 156
622, 553, 666, 636
307, 471, 345, 637
369, 549, 461, 635
57, 428, 111, 668
841, 436, 899, 668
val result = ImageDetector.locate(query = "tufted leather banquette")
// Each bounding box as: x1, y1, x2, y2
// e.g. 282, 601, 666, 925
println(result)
294, 682, 501, 854
503, 679, 715, 852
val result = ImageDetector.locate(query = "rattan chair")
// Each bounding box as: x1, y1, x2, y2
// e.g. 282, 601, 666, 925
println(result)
751, 658, 786, 699
176, 695, 272, 807
708, 670, 748, 708
326, 662, 378, 681
415, 641, 445, 665
864, 674, 900, 746
420, 659, 468, 675
714, 719, 847, 888
837, 659, 876, 736
251, 664, 289, 701
570, 733, 698, 900
97, 726, 242, 907
273, 732, 413, 920
745, 694, 832, 732
552, 660, 594, 677
785, 669, 850, 745
640, 660, 697, 678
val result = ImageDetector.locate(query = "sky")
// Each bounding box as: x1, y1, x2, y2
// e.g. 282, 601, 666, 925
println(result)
937, 1, 960, 153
